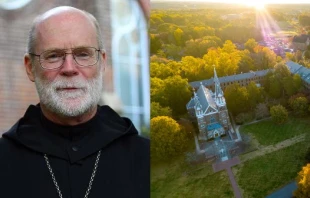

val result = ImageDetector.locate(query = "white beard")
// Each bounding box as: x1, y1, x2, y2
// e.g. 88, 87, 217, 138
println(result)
34, 71, 103, 117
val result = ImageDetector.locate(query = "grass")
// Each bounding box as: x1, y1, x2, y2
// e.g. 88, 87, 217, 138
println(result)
151, 117, 310, 197
239, 117, 310, 146
234, 141, 309, 198
151, 156, 234, 198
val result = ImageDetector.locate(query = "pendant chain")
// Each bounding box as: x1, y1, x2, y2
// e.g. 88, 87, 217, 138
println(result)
44, 150, 102, 198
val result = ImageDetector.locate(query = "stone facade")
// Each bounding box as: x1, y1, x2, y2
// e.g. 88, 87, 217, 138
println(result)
187, 68, 234, 141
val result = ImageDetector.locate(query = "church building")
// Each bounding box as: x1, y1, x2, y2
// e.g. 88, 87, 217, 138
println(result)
186, 68, 235, 141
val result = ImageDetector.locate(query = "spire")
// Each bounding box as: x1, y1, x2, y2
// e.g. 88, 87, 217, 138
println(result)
213, 66, 225, 106
193, 87, 197, 98
213, 65, 223, 97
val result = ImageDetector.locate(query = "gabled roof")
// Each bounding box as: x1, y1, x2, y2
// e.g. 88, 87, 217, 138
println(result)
196, 84, 217, 112
286, 61, 310, 83
189, 69, 270, 88
286, 61, 303, 74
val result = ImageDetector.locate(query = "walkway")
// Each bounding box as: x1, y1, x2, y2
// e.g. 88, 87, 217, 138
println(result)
241, 133, 306, 163
213, 157, 242, 198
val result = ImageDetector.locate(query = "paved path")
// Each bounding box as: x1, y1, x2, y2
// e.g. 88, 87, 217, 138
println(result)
241, 133, 306, 163
213, 157, 242, 198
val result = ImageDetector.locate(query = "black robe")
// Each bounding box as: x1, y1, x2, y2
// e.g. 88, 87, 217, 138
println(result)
0, 105, 150, 198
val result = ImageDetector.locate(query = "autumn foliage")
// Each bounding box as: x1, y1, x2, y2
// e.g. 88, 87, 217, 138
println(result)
294, 163, 310, 198
151, 116, 188, 160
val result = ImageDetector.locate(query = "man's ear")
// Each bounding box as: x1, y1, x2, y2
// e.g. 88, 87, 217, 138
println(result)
24, 54, 35, 82
100, 51, 106, 72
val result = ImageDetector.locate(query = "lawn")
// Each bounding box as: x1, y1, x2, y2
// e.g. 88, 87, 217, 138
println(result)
239, 117, 310, 146
151, 156, 234, 198
151, 117, 310, 197
233, 141, 309, 198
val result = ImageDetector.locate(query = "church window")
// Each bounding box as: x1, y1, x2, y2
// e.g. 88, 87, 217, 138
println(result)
210, 116, 215, 123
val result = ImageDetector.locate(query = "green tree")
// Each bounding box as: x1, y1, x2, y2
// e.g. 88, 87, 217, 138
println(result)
247, 81, 264, 110
164, 44, 183, 60
184, 38, 218, 58
289, 96, 308, 116
151, 102, 172, 119
294, 163, 310, 198
150, 34, 162, 55
270, 105, 288, 124
151, 116, 188, 160
283, 76, 296, 97
293, 74, 303, 91
268, 75, 282, 98
161, 75, 192, 116
224, 83, 249, 115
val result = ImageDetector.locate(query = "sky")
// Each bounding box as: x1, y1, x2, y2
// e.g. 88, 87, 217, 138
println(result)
151, 0, 310, 4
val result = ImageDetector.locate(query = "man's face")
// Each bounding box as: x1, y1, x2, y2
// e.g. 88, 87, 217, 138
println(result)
31, 11, 105, 117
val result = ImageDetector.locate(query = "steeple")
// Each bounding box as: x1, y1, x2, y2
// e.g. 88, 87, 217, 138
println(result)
213, 66, 225, 106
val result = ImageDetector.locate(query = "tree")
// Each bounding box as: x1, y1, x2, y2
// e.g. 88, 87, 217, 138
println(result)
151, 77, 165, 105
151, 102, 172, 119
294, 163, 310, 198
151, 116, 188, 160
150, 34, 162, 55
238, 50, 255, 73
289, 96, 308, 116
283, 76, 296, 97
224, 83, 249, 115
252, 46, 277, 70
270, 105, 288, 124
179, 56, 209, 82
299, 14, 310, 26
244, 38, 257, 53
295, 50, 303, 62
247, 81, 264, 110
174, 28, 184, 46
163, 44, 183, 60
150, 61, 180, 79
268, 75, 282, 98
161, 75, 192, 116
293, 74, 302, 91
255, 103, 270, 119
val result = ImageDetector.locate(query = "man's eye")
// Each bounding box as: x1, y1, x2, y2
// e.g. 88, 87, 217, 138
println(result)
44, 52, 63, 62
76, 52, 90, 58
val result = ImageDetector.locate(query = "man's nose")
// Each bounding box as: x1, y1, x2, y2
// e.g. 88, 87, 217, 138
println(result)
59, 53, 79, 76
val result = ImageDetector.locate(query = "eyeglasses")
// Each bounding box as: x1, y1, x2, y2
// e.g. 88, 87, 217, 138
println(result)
29, 47, 101, 70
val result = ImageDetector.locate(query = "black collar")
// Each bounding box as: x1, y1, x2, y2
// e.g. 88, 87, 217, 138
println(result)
3, 105, 137, 164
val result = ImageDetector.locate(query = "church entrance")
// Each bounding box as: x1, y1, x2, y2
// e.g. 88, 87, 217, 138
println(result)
213, 130, 220, 139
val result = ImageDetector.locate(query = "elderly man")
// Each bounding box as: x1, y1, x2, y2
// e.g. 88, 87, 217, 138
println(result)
0, 6, 149, 198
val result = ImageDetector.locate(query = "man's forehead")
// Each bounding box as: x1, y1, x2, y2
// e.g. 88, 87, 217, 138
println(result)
34, 7, 97, 51
38, 6, 86, 23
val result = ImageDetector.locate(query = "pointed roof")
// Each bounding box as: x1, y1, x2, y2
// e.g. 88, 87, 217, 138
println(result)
196, 84, 217, 112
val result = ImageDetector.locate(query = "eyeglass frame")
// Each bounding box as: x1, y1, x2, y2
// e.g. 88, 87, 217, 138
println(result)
28, 47, 102, 70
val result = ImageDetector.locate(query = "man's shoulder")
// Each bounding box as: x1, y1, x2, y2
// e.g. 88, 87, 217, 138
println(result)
0, 137, 17, 159
120, 133, 150, 150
